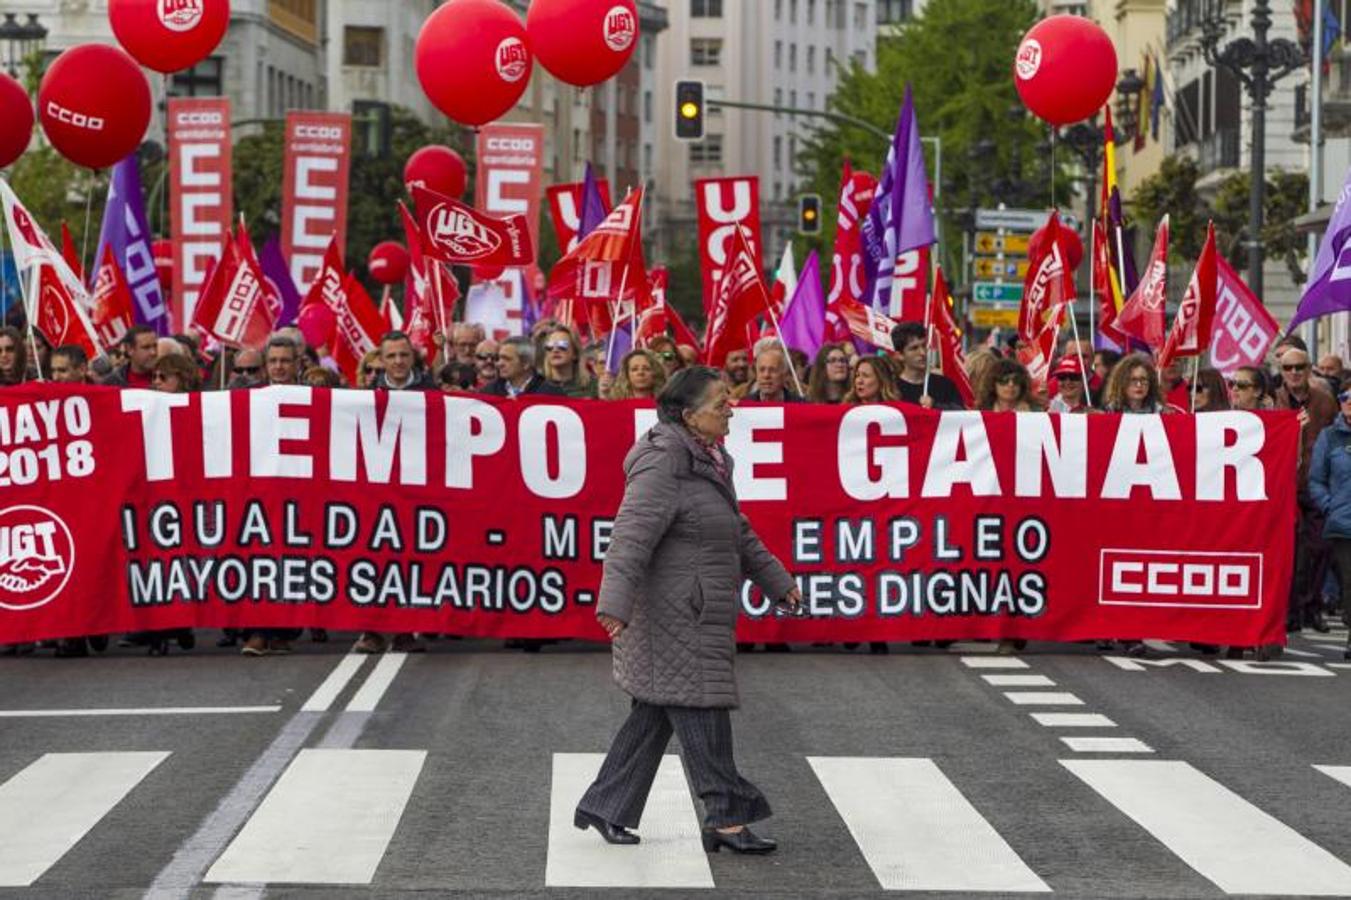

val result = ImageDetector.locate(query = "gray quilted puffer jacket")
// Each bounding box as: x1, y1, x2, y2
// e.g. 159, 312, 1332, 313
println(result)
597, 421, 796, 709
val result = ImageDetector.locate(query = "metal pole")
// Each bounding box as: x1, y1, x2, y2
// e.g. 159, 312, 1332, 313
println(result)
708, 98, 891, 140
1247, 0, 1271, 298
1307, 0, 1325, 352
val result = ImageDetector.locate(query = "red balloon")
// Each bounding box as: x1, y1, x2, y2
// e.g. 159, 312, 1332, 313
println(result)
108, 0, 230, 74
38, 45, 151, 170
0, 74, 33, 169
298, 302, 336, 349
1014, 15, 1117, 126
416, 0, 532, 127
1028, 215, 1085, 272
404, 146, 467, 199
152, 238, 174, 293
472, 263, 505, 281
368, 242, 409, 285
527, 0, 639, 87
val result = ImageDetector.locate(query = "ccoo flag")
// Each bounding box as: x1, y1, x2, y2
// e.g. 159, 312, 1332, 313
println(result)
94, 155, 169, 335
1288, 168, 1351, 333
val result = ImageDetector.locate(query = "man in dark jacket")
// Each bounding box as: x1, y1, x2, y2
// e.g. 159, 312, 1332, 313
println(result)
102, 325, 159, 388
369, 330, 437, 391
1309, 384, 1351, 659
890, 322, 965, 410
740, 346, 804, 402
481, 336, 563, 397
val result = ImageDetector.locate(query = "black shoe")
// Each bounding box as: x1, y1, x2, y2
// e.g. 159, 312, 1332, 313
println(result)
1124, 641, 1148, 658
573, 809, 639, 845
869, 642, 889, 654
1308, 611, 1331, 634
701, 826, 777, 854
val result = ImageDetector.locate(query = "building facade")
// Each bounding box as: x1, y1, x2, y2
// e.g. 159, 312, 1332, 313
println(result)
654, 0, 878, 265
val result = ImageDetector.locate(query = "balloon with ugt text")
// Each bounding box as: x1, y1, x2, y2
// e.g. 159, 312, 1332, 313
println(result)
108, 0, 230, 74
415, 0, 532, 127
297, 302, 336, 349
1013, 15, 1117, 126
526, 0, 639, 87
404, 145, 467, 199
0, 74, 33, 169
38, 44, 151, 170
368, 242, 409, 285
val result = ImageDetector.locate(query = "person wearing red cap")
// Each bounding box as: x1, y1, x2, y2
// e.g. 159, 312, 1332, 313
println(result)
1048, 355, 1093, 413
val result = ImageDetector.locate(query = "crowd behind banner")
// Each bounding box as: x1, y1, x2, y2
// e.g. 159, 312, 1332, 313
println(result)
0, 314, 1330, 662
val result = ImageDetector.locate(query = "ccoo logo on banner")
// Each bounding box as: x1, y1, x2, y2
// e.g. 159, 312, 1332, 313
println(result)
0, 506, 75, 612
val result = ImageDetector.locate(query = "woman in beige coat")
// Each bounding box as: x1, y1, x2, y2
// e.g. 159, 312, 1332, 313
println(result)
574, 367, 802, 854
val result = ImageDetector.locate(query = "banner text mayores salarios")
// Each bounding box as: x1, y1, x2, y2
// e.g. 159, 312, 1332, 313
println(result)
114, 387, 1273, 503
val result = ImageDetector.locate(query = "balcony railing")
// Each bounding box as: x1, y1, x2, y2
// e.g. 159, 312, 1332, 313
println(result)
1198, 126, 1240, 172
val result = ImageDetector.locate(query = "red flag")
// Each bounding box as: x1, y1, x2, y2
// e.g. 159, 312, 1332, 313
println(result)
547, 188, 645, 311
545, 178, 612, 252
1092, 219, 1128, 345
235, 218, 280, 320
1159, 222, 1218, 370
299, 237, 346, 315
89, 245, 135, 348
32, 266, 101, 358
398, 201, 440, 362
60, 223, 84, 285
704, 226, 771, 366
190, 241, 275, 349
836, 296, 899, 351
929, 268, 974, 406
635, 267, 699, 350
827, 163, 878, 342
1115, 216, 1169, 350
411, 186, 533, 267
1019, 212, 1075, 344
379, 287, 404, 332
331, 274, 386, 384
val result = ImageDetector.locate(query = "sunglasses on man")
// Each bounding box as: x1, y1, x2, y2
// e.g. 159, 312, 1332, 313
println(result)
234, 365, 261, 375
476, 353, 499, 362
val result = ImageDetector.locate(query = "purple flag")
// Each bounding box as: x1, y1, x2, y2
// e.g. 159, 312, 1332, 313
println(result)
94, 155, 169, 334
605, 314, 633, 374
260, 236, 302, 326
778, 250, 825, 359
579, 161, 608, 239
1288, 169, 1351, 333
861, 85, 934, 312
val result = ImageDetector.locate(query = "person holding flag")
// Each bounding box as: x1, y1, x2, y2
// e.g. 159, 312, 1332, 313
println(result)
889, 322, 964, 410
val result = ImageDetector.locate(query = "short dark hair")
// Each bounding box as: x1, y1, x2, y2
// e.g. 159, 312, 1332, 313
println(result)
891, 321, 926, 350
52, 344, 89, 367
657, 366, 723, 425
380, 330, 414, 348
1276, 334, 1309, 354
438, 362, 477, 389
124, 324, 157, 345
1094, 349, 1123, 369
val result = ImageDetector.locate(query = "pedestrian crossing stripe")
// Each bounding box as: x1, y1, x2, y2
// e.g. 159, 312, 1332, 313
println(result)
5, 750, 1351, 892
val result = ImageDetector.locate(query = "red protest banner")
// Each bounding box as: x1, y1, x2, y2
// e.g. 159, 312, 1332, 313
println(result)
475, 123, 544, 284
281, 111, 352, 294
694, 176, 761, 321
168, 97, 232, 332
0, 387, 1297, 649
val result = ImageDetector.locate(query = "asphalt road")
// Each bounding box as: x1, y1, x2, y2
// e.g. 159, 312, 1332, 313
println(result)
1, 628, 1349, 899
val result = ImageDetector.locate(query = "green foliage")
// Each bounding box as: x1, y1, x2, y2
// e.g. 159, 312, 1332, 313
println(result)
1130, 154, 1309, 282
662, 233, 705, 326
798, 0, 1066, 279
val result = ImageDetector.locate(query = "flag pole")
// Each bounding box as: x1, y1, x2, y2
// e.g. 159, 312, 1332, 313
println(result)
1067, 305, 1092, 400
921, 258, 936, 399
1190, 355, 1200, 413
1088, 223, 1097, 347
762, 290, 804, 396
21, 266, 42, 382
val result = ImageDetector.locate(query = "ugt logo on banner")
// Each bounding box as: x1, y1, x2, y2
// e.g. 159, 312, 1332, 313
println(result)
0, 505, 75, 612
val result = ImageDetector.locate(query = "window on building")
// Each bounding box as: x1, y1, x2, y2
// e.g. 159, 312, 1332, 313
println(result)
790, 0, 798, 23
644, 89, 652, 123
774, 181, 783, 200
826, 47, 834, 71
876, 0, 913, 24
774, 40, 782, 68
807, 45, 815, 73
774, 87, 783, 117
789, 89, 797, 109
707, 83, 724, 116
775, 0, 783, 18
807, 91, 816, 109
691, 0, 723, 16
691, 38, 723, 66
773, 136, 783, 169
343, 26, 383, 67
574, 128, 582, 163
644, 36, 655, 69
808, 0, 817, 24
854, 1, 867, 30
690, 134, 724, 165
789, 43, 797, 71
169, 56, 224, 97
1175, 79, 1199, 148
644, 143, 653, 174
851, 49, 867, 68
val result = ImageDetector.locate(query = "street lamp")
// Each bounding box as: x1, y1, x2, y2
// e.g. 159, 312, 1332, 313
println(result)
1198, 0, 1306, 299
0, 13, 46, 79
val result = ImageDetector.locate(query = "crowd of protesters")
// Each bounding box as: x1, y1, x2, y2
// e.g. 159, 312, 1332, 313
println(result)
2, 315, 1348, 662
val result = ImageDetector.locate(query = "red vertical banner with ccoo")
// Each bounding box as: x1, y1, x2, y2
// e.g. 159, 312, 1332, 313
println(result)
282, 111, 352, 294
168, 97, 232, 333
693, 176, 761, 321
476, 123, 544, 285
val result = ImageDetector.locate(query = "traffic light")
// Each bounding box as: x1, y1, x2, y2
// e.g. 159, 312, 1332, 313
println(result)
798, 193, 822, 235
674, 79, 705, 141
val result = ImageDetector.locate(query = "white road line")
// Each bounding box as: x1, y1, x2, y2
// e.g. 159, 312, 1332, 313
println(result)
346, 653, 408, 712
982, 674, 1056, 687
0, 707, 280, 718
205, 749, 425, 885
1327, 662, 1351, 669
1280, 647, 1325, 658
1003, 692, 1084, 706
1302, 633, 1346, 642
1030, 712, 1116, 728
0, 752, 169, 887
1314, 765, 1351, 789
809, 756, 1049, 893
301, 654, 367, 712
1144, 640, 1178, 652
1060, 737, 1154, 754
960, 657, 1030, 669
546, 753, 713, 888
1063, 759, 1351, 896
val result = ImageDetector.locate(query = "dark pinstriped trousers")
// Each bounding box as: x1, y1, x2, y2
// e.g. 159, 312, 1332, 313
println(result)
577, 700, 772, 830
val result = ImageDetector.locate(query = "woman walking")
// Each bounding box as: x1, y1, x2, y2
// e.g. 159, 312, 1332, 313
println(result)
575, 367, 802, 854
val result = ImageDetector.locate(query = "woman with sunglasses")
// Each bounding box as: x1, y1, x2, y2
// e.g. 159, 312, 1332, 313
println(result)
1309, 377, 1351, 659
355, 350, 384, 388
975, 358, 1040, 413
1228, 366, 1270, 410
807, 343, 853, 403
542, 326, 598, 398
1191, 367, 1231, 412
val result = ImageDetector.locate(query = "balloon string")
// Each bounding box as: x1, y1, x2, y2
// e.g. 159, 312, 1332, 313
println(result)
1050, 128, 1057, 211
81, 168, 94, 279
